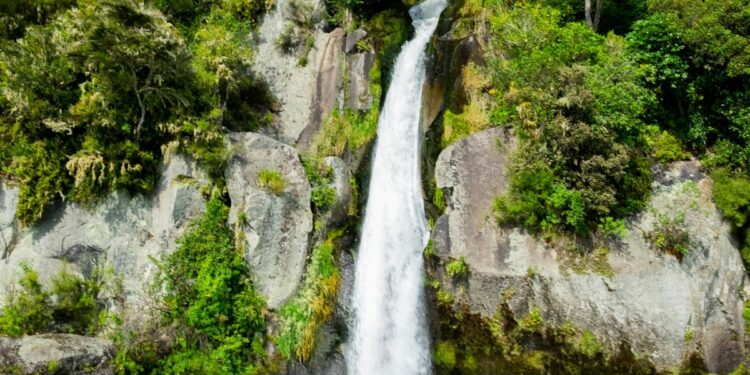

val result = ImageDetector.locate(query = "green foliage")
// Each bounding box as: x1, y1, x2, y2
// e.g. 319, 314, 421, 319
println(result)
648, 129, 689, 163
0, 0, 271, 225
122, 196, 268, 374
488, 2, 654, 236
0, 264, 103, 337
434, 341, 457, 369
445, 257, 469, 278
433, 187, 445, 213
257, 169, 288, 195
303, 159, 338, 213
277, 238, 340, 362
711, 169, 750, 266
645, 211, 691, 261
627, 0, 750, 162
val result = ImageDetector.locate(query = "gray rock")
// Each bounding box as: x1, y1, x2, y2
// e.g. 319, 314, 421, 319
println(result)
0, 184, 18, 260
0, 155, 209, 324
0, 334, 113, 374
432, 128, 747, 372
347, 52, 375, 111
225, 132, 313, 308
345, 29, 367, 54
297, 28, 346, 150
252, 0, 337, 145
321, 157, 353, 228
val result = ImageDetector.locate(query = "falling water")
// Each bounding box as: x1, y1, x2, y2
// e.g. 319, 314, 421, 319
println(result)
346, 0, 447, 374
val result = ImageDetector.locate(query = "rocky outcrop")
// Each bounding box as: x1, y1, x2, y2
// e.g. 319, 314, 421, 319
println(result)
348, 52, 375, 111
0, 155, 208, 321
431, 127, 747, 372
297, 28, 346, 150
253, 0, 337, 146
0, 334, 113, 374
225, 132, 313, 308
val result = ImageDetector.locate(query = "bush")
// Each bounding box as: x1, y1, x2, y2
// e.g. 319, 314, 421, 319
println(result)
650, 130, 689, 163
303, 158, 338, 213
645, 212, 691, 261
126, 196, 268, 374
257, 169, 287, 195
488, 3, 653, 237
0, 265, 103, 337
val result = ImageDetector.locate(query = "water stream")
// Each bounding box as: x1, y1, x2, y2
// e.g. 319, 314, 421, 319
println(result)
346, 0, 448, 373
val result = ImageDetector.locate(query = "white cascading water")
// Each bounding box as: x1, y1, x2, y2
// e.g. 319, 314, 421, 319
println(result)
346, 0, 447, 374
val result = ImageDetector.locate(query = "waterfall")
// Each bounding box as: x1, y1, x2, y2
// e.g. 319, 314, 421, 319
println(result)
346, 0, 447, 374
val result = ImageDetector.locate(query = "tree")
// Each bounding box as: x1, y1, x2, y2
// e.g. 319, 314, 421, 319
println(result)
74, 0, 191, 142
585, 0, 603, 31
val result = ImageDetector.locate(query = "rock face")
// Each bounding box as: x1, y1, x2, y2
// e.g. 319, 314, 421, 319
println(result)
225, 132, 313, 308
432, 127, 747, 372
0, 334, 113, 374
0, 184, 17, 261
252, 0, 336, 145
297, 28, 346, 150
348, 52, 375, 111
0, 155, 208, 320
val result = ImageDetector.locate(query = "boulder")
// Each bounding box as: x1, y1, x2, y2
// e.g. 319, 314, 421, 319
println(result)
0, 155, 209, 323
432, 127, 747, 372
225, 132, 313, 308
0, 334, 113, 374
347, 52, 375, 111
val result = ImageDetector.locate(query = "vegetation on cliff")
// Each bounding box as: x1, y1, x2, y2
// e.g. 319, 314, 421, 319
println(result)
0, 0, 273, 225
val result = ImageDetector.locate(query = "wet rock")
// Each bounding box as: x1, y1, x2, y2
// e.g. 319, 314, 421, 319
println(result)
225, 132, 313, 308
432, 127, 747, 372
0, 334, 113, 374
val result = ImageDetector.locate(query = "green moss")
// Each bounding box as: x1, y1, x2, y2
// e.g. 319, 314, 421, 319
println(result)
446, 257, 470, 278
430, 295, 658, 374
434, 341, 457, 369
433, 187, 446, 213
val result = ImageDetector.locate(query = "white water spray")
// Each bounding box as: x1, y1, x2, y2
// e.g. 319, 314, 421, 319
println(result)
346, 0, 447, 374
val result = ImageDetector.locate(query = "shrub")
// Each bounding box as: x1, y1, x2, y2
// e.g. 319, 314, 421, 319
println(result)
445, 257, 469, 278
257, 169, 287, 195
303, 159, 338, 213
0, 264, 104, 337
140, 197, 268, 374
650, 130, 689, 163
645, 212, 691, 261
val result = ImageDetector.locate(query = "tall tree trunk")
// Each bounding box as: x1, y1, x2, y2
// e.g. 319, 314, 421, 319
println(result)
593, 0, 603, 32
585, 0, 603, 32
